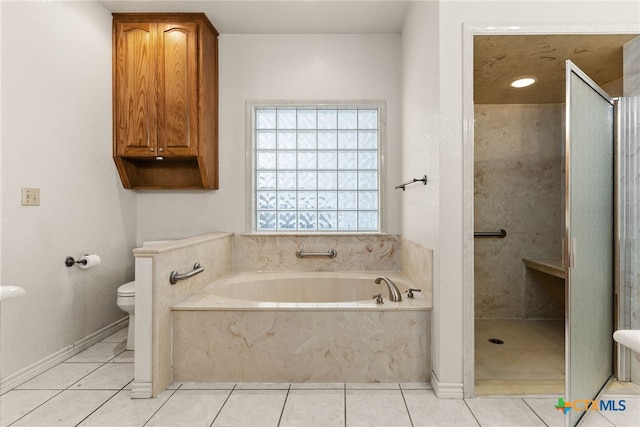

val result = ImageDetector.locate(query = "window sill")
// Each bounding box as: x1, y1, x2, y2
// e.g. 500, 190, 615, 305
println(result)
240, 232, 392, 237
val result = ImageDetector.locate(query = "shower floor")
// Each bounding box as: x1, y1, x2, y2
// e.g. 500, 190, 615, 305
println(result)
475, 319, 565, 396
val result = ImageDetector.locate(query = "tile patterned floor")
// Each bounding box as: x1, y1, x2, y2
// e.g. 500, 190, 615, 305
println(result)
1, 327, 639, 426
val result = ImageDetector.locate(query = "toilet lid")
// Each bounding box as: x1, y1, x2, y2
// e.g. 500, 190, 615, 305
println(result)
117, 281, 135, 296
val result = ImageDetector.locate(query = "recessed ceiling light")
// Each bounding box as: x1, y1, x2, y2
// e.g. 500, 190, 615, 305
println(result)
510, 77, 537, 88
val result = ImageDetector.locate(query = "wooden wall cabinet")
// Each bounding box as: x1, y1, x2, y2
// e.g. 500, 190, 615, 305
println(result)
113, 13, 219, 189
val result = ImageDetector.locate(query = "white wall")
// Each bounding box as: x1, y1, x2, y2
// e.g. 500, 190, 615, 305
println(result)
401, 1, 440, 248
400, 0, 444, 389
1, 1, 137, 378
136, 34, 403, 241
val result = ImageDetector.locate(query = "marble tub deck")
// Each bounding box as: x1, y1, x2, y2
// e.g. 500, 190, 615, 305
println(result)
172, 270, 431, 311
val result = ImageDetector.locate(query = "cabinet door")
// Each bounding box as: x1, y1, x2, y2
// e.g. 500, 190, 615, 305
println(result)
156, 23, 199, 156
113, 22, 157, 157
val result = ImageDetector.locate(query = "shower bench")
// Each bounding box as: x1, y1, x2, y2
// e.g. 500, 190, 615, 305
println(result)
522, 258, 565, 279
522, 257, 565, 319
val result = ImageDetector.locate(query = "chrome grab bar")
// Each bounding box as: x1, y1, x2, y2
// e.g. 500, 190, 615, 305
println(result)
296, 249, 337, 258
170, 262, 204, 285
474, 229, 507, 238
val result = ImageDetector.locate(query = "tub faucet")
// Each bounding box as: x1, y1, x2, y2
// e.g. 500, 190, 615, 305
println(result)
374, 276, 402, 302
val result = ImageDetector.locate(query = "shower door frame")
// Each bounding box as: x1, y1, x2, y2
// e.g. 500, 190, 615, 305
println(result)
565, 60, 616, 427
461, 22, 638, 399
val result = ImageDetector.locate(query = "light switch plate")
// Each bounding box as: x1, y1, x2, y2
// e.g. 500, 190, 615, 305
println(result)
21, 187, 40, 206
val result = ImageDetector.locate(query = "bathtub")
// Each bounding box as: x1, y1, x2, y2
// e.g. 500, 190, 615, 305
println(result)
171, 271, 431, 383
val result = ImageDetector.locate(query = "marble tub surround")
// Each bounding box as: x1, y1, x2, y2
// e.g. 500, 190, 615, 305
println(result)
400, 238, 433, 298
172, 270, 430, 383
132, 232, 234, 398
474, 104, 564, 319
133, 232, 433, 397
172, 309, 430, 383
233, 234, 399, 271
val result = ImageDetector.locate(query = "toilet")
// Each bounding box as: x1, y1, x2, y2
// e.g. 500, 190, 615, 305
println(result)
116, 241, 171, 351
117, 281, 136, 350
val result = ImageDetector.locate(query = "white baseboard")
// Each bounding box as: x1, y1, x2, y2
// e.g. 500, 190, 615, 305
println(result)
431, 371, 464, 399
130, 381, 153, 398
0, 317, 128, 394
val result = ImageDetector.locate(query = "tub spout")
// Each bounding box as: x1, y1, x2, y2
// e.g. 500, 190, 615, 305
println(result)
374, 276, 402, 302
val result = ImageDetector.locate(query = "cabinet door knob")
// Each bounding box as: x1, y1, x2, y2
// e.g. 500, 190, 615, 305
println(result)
159, 148, 164, 152
150, 148, 154, 152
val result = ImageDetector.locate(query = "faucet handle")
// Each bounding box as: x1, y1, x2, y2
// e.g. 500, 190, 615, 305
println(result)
406, 288, 422, 298
372, 293, 384, 304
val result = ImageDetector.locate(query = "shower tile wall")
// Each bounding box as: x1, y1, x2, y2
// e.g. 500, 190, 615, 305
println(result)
623, 36, 640, 387
474, 104, 564, 319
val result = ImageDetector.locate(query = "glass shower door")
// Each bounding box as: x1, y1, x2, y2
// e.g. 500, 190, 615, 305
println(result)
564, 60, 615, 427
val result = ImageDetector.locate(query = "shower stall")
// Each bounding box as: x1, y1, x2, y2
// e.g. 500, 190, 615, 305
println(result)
472, 32, 640, 427
473, 101, 566, 396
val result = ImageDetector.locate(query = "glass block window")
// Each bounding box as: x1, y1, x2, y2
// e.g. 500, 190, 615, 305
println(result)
253, 105, 381, 232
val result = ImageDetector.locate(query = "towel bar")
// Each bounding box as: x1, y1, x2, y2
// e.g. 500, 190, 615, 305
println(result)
395, 175, 427, 191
